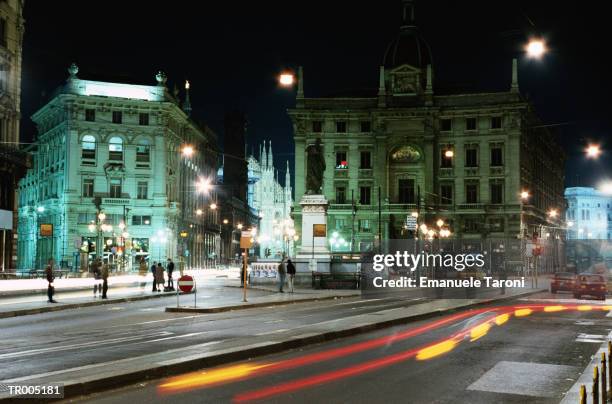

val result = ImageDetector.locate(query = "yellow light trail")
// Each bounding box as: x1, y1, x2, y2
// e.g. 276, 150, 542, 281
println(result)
577, 305, 592, 311
470, 323, 491, 342
159, 363, 272, 393
494, 313, 510, 325
416, 339, 457, 361
514, 308, 532, 317
544, 305, 566, 312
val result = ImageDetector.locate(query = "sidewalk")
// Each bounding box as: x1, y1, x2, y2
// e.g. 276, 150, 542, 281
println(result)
0, 268, 241, 298
0, 285, 544, 401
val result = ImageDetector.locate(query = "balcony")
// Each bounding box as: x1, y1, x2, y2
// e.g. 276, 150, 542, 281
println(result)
102, 197, 131, 205
464, 167, 479, 177
457, 203, 484, 210
334, 168, 349, 178
358, 168, 373, 178
387, 203, 418, 213
439, 168, 454, 177
490, 166, 504, 176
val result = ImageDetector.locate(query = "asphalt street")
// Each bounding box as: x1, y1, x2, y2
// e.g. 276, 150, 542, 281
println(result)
0, 281, 428, 383
68, 291, 610, 404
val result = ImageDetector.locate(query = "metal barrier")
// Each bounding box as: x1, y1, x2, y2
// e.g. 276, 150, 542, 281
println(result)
579, 341, 611, 403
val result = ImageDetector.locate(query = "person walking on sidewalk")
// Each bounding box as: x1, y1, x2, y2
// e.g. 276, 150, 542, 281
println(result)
138, 256, 148, 289
101, 261, 109, 299
155, 262, 165, 292
277, 257, 287, 293
93, 258, 103, 297
45, 258, 57, 303
151, 261, 158, 292
286, 259, 296, 293
166, 258, 175, 290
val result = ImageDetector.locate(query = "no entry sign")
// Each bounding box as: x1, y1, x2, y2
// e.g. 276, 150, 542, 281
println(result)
178, 275, 194, 293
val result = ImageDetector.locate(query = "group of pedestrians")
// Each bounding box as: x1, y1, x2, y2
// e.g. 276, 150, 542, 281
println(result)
277, 257, 296, 293
147, 258, 175, 292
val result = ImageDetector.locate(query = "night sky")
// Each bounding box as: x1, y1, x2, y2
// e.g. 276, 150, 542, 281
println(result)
21, 1, 611, 188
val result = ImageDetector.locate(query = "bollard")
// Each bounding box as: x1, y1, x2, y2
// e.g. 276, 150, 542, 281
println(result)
579, 384, 586, 404
602, 352, 608, 403
593, 365, 600, 404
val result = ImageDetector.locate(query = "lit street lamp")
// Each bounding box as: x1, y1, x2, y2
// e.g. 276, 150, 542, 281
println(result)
586, 144, 602, 159
525, 38, 546, 59
279, 73, 294, 87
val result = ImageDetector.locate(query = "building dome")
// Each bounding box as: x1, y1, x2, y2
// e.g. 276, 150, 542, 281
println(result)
382, 0, 432, 69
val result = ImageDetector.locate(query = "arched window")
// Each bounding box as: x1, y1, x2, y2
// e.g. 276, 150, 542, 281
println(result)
109, 137, 123, 161
82, 135, 96, 161
136, 139, 150, 163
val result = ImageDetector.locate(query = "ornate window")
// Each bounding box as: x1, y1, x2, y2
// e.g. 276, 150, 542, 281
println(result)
109, 137, 123, 161
136, 139, 150, 163
82, 135, 96, 162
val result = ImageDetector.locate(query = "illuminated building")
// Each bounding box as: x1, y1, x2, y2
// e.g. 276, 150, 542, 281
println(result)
0, 0, 27, 272
288, 0, 565, 251
565, 187, 612, 240
247, 141, 294, 258
17, 65, 219, 270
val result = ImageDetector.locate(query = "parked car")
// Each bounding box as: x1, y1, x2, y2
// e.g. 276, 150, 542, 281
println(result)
574, 274, 607, 300
550, 272, 577, 294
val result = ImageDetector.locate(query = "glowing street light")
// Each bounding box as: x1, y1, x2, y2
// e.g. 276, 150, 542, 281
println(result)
237, 223, 243, 230
520, 190, 530, 201
436, 219, 445, 228
586, 144, 601, 159
210, 203, 217, 210
525, 38, 546, 59
98, 212, 106, 221
196, 209, 203, 216
548, 208, 558, 218
411, 211, 419, 218
600, 182, 612, 195
567, 221, 574, 228
444, 150, 454, 158
196, 178, 212, 193
279, 73, 294, 87
420, 224, 428, 234
181, 145, 194, 157
223, 219, 229, 224
36, 206, 45, 213
88, 223, 96, 232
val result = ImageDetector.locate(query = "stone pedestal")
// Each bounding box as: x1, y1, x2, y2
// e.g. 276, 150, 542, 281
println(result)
295, 194, 331, 275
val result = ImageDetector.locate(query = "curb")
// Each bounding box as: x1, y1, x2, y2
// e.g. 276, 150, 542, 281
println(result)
165, 293, 359, 313
1, 288, 544, 402
0, 282, 142, 299
0, 292, 175, 319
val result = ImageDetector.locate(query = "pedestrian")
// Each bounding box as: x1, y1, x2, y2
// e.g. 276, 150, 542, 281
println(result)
277, 257, 287, 293
101, 261, 109, 299
167, 258, 175, 290
155, 262, 165, 292
286, 259, 296, 293
138, 256, 148, 289
45, 258, 57, 303
151, 261, 158, 292
93, 258, 103, 297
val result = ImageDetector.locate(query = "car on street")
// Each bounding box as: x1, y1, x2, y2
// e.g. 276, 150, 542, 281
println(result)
573, 274, 607, 300
550, 272, 577, 294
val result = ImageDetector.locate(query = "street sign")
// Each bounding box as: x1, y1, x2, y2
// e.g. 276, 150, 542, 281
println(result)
40, 223, 53, 237
240, 231, 253, 248
178, 275, 194, 293
405, 216, 417, 230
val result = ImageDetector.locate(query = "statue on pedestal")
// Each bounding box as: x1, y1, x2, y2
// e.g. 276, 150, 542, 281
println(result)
306, 138, 325, 195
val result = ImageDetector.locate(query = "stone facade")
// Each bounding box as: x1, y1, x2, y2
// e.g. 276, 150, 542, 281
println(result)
288, 3, 565, 252
565, 187, 611, 240
17, 66, 220, 271
0, 0, 26, 271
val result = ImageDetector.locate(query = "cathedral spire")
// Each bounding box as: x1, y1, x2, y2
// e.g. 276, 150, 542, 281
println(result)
262, 141, 268, 168
183, 80, 192, 116
268, 140, 274, 169
285, 160, 291, 189
511, 58, 519, 93
401, 0, 416, 31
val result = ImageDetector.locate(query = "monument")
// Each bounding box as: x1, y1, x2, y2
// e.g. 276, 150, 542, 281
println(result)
296, 138, 331, 274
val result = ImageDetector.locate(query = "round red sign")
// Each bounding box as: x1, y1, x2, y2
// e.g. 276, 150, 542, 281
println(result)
178, 275, 194, 293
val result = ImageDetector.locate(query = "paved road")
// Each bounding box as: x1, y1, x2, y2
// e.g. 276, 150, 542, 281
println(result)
72, 291, 610, 404
0, 281, 429, 383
